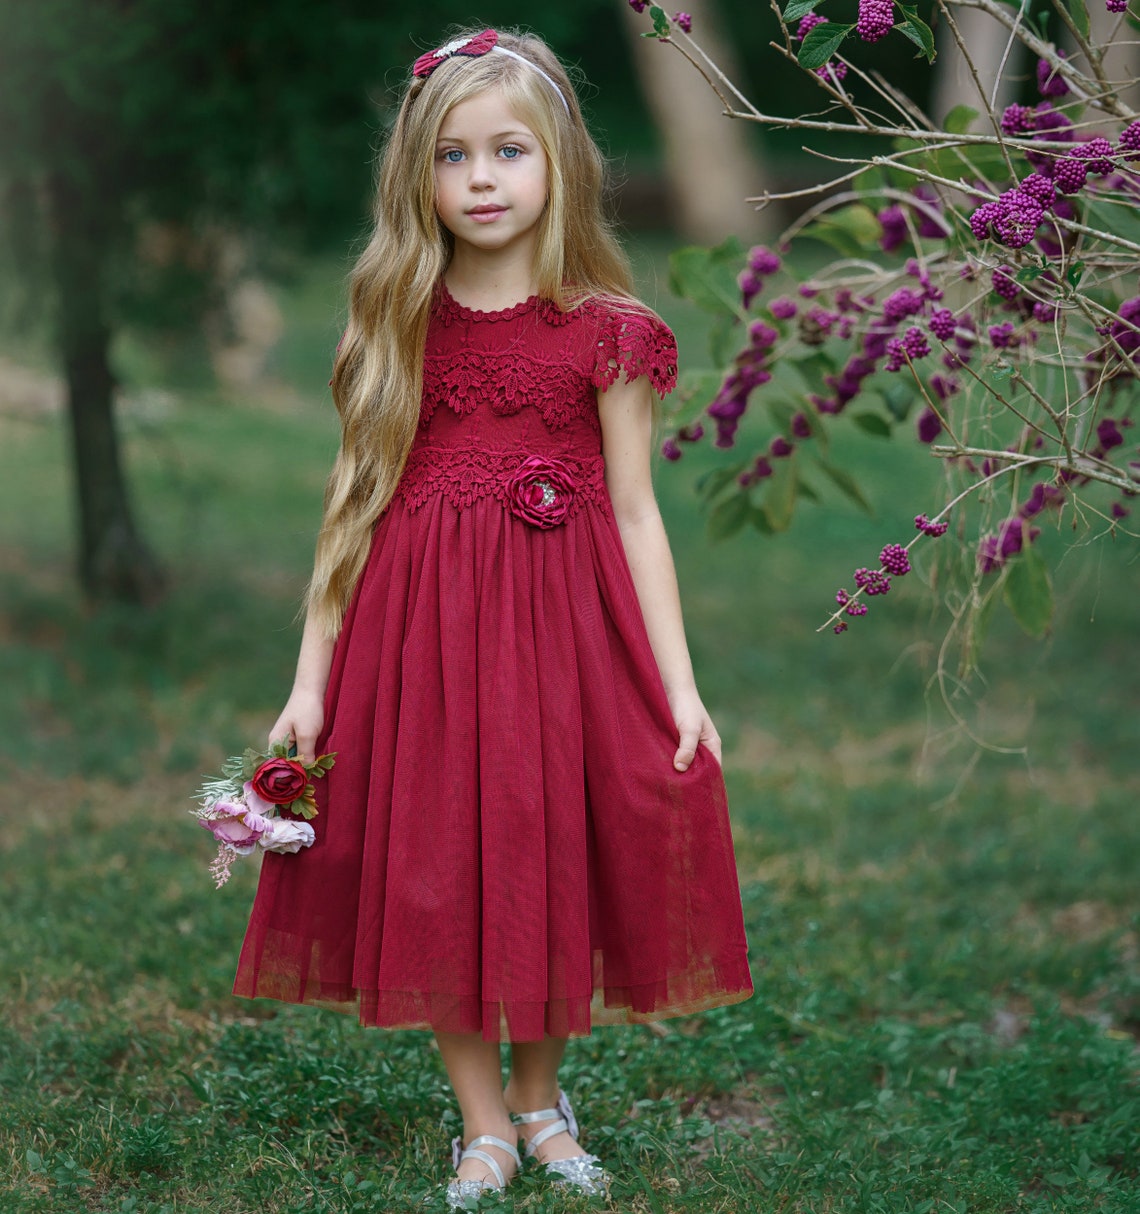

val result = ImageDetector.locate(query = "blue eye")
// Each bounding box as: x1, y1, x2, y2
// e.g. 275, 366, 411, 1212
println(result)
440, 148, 464, 163
500, 145, 522, 159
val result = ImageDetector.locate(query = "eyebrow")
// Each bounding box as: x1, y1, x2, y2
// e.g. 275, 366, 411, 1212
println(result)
435, 129, 535, 144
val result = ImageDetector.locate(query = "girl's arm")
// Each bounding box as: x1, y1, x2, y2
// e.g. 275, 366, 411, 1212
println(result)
268, 609, 336, 762
598, 373, 722, 772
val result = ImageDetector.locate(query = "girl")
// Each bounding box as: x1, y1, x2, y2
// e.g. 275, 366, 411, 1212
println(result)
233, 27, 753, 1208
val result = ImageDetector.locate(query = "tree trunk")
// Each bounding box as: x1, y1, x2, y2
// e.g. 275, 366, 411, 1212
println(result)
46, 171, 164, 605
620, 0, 769, 243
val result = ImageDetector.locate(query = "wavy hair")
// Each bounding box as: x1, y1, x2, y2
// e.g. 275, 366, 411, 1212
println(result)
307, 29, 644, 639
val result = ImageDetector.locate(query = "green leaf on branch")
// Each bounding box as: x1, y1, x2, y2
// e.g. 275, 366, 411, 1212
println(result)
1066, 0, 1091, 39
709, 312, 740, 366
801, 204, 881, 257
675, 368, 724, 411
851, 412, 892, 438
761, 457, 797, 531
783, 0, 823, 22
669, 237, 745, 318
1003, 546, 1053, 638
707, 492, 752, 541
644, 5, 671, 37
798, 23, 853, 71
814, 456, 874, 515
767, 396, 799, 435
879, 382, 916, 422
943, 105, 978, 135
696, 461, 748, 503
895, 9, 937, 61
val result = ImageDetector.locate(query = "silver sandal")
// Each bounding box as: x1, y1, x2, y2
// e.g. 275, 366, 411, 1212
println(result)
427, 1133, 521, 1210
510, 1089, 610, 1198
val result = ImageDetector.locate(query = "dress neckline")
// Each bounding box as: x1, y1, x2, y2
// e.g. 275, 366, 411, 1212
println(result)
436, 279, 542, 323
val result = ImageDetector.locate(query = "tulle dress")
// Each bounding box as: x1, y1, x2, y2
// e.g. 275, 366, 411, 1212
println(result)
233, 283, 754, 1041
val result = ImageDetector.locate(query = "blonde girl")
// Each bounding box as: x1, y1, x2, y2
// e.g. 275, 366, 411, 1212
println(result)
233, 27, 753, 1207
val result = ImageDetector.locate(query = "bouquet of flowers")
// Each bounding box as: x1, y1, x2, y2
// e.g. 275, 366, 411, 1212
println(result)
193, 740, 336, 887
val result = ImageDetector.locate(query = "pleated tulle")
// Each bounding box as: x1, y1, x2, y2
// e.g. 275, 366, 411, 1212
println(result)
233, 494, 753, 1041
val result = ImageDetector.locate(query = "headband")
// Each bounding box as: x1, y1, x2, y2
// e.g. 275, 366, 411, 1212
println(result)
412, 29, 572, 117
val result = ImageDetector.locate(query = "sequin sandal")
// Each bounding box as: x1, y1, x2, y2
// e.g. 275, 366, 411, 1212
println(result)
425, 1133, 521, 1210
510, 1089, 610, 1199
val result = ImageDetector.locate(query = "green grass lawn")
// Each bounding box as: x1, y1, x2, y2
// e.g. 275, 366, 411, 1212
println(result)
0, 246, 1137, 1213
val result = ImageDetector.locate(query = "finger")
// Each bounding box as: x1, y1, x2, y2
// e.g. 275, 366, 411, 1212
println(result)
674, 725, 699, 771
295, 729, 318, 765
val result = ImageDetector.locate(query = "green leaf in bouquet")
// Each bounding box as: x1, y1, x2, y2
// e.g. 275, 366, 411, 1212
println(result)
668, 237, 745, 318
1003, 545, 1053, 638
798, 22, 853, 71
295, 796, 319, 820
241, 749, 261, 780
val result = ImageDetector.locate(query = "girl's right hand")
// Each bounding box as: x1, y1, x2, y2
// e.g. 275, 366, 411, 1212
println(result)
269, 689, 325, 763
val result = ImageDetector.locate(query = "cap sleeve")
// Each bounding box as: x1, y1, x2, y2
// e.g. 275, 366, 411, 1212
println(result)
591, 307, 678, 397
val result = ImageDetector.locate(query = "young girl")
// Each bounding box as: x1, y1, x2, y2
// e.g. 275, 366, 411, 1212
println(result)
233, 27, 753, 1207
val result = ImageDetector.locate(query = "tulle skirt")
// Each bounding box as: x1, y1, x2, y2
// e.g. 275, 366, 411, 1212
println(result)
233, 492, 753, 1041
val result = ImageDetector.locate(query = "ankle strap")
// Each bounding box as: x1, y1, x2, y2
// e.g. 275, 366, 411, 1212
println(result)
510, 1106, 561, 1125
456, 1134, 521, 1188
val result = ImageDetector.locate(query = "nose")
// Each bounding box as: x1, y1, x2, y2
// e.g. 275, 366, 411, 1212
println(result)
466, 152, 496, 190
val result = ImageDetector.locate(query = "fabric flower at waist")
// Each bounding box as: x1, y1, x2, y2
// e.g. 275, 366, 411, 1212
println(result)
505, 455, 577, 528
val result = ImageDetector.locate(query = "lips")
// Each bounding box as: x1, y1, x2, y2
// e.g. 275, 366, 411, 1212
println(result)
467, 205, 506, 216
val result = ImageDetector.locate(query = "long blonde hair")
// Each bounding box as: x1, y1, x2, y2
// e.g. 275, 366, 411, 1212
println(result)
307, 28, 643, 639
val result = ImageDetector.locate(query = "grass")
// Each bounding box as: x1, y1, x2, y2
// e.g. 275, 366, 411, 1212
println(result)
0, 244, 1137, 1213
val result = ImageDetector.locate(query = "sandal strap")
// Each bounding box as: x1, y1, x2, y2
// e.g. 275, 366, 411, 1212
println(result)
462, 1134, 521, 1167
528, 1119, 569, 1151
458, 1149, 505, 1188
510, 1106, 561, 1125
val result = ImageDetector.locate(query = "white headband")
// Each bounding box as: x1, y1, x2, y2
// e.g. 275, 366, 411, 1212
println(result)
492, 47, 571, 116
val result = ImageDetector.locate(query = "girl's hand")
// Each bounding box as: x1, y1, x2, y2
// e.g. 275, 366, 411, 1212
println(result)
669, 690, 722, 772
269, 689, 325, 764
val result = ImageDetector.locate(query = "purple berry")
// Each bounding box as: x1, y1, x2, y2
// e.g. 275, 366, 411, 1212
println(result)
661, 438, 682, 461
817, 60, 848, 83
628, 0, 648, 10
792, 412, 812, 438
1107, 0, 1127, 11
748, 245, 781, 276
1098, 418, 1124, 449
916, 407, 942, 443
989, 322, 1016, 349
883, 287, 925, 324
752, 456, 774, 479
1078, 137, 1115, 176
1037, 53, 1069, 98
797, 12, 828, 38
1000, 104, 1035, 136
879, 543, 911, 576
846, 600, 869, 616
992, 266, 1020, 300
856, 0, 895, 42
673, 10, 693, 32
1019, 173, 1056, 206
738, 268, 762, 309
994, 189, 1044, 249
877, 204, 907, 253
1119, 121, 1140, 153
915, 513, 949, 536
834, 621, 849, 634
769, 296, 797, 319
769, 435, 794, 458
929, 308, 956, 341
1053, 156, 1089, 194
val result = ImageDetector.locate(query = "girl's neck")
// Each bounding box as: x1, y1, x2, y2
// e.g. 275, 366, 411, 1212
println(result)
444, 245, 540, 313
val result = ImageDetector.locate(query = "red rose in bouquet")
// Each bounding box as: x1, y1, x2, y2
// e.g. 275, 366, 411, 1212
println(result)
250, 757, 309, 805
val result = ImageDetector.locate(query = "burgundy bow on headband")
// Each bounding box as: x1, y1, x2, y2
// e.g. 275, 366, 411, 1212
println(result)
413, 29, 499, 79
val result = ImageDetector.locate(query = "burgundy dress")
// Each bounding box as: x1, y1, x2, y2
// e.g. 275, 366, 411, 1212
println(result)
233, 283, 754, 1042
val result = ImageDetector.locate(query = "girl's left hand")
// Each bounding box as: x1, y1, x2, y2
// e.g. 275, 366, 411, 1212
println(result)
669, 690, 722, 772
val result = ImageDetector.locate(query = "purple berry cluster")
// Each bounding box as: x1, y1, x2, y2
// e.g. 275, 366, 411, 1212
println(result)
929, 308, 957, 341
915, 513, 948, 536
1037, 52, 1069, 99
738, 245, 782, 309
879, 543, 911, 575
797, 12, 828, 38
856, 0, 895, 42
886, 326, 930, 371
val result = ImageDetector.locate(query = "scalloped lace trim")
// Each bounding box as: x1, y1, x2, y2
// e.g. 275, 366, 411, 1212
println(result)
396, 446, 611, 520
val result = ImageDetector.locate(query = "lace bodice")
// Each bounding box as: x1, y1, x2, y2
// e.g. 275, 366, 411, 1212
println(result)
395, 284, 678, 521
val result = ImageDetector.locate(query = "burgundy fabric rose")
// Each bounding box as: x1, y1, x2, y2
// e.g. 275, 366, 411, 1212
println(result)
251, 757, 309, 805
506, 456, 576, 528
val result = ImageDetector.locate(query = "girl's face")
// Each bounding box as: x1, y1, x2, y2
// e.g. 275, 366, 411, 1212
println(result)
434, 89, 549, 263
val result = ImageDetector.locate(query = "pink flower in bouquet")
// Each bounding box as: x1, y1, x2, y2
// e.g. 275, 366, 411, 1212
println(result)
199, 799, 270, 855
250, 757, 309, 804
260, 817, 317, 854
